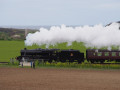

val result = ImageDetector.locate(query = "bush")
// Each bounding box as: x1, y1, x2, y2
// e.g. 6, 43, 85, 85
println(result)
35, 60, 40, 66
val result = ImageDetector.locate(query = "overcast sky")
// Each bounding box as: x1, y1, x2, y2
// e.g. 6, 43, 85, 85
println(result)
0, 0, 120, 26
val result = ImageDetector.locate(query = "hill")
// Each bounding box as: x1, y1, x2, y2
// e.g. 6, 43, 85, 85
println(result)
0, 28, 37, 40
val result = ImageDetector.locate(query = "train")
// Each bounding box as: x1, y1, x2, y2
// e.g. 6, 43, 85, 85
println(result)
16, 48, 120, 64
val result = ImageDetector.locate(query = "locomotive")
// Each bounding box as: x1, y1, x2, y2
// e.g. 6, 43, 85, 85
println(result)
16, 48, 120, 64
16, 48, 84, 63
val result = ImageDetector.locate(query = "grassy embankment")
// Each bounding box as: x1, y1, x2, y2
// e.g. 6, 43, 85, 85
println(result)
0, 40, 120, 69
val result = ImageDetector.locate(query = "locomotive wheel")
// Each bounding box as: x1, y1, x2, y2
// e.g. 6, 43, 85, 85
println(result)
78, 60, 82, 64
100, 60, 104, 64
48, 60, 52, 63
60, 59, 66, 63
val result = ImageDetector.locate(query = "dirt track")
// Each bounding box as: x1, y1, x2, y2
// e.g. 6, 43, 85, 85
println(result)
0, 67, 120, 90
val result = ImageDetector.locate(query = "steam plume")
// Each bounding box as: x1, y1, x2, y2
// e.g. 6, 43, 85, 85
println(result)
25, 22, 120, 49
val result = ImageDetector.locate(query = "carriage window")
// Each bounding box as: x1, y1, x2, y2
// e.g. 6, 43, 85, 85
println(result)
104, 52, 109, 56
112, 52, 116, 56
119, 53, 120, 56
97, 52, 102, 56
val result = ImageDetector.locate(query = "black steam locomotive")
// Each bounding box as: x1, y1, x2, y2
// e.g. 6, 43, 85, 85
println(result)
16, 48, 84, 63
16, 48, 120, 63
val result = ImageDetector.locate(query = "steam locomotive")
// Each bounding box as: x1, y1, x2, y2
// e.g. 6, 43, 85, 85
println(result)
16, 48, 84, 63
16, 48, 120, 64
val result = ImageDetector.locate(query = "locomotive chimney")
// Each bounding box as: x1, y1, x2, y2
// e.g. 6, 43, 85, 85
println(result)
24, 48, 27, 50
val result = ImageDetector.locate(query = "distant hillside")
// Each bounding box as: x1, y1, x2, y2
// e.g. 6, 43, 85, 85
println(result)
0, 25, 51, 30
0, 28, 37, 40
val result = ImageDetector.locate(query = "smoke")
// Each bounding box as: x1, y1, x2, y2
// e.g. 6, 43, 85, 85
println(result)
25, 22, 120, 49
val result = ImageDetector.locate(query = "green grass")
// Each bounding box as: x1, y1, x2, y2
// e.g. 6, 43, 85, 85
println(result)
0, 40, 120, 70
34, 61, 120, 70
0, 41, 23, 62
1, 62, 120, 70
0, 41, 39, 62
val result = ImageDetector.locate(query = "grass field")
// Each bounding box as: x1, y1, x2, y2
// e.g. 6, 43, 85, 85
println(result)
0, 41, 24, 62
0, 40, 86, 62
0, 41, 40, 62
1, 40, 120, 69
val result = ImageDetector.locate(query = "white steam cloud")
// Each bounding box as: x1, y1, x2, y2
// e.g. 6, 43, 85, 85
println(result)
25, 22, 120, 49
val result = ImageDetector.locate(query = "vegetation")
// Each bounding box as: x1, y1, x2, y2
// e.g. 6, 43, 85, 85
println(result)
0, 28, 37, 40
0, 40, 120, 69
0, 41, 38, 62
1, 61, 120, 70
37, 62, 120, 69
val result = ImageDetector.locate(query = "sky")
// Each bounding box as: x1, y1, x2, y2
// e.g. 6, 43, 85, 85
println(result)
0, 0, 120, 26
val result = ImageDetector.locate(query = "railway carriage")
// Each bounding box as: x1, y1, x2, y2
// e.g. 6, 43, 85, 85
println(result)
86, 49, 120, 63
